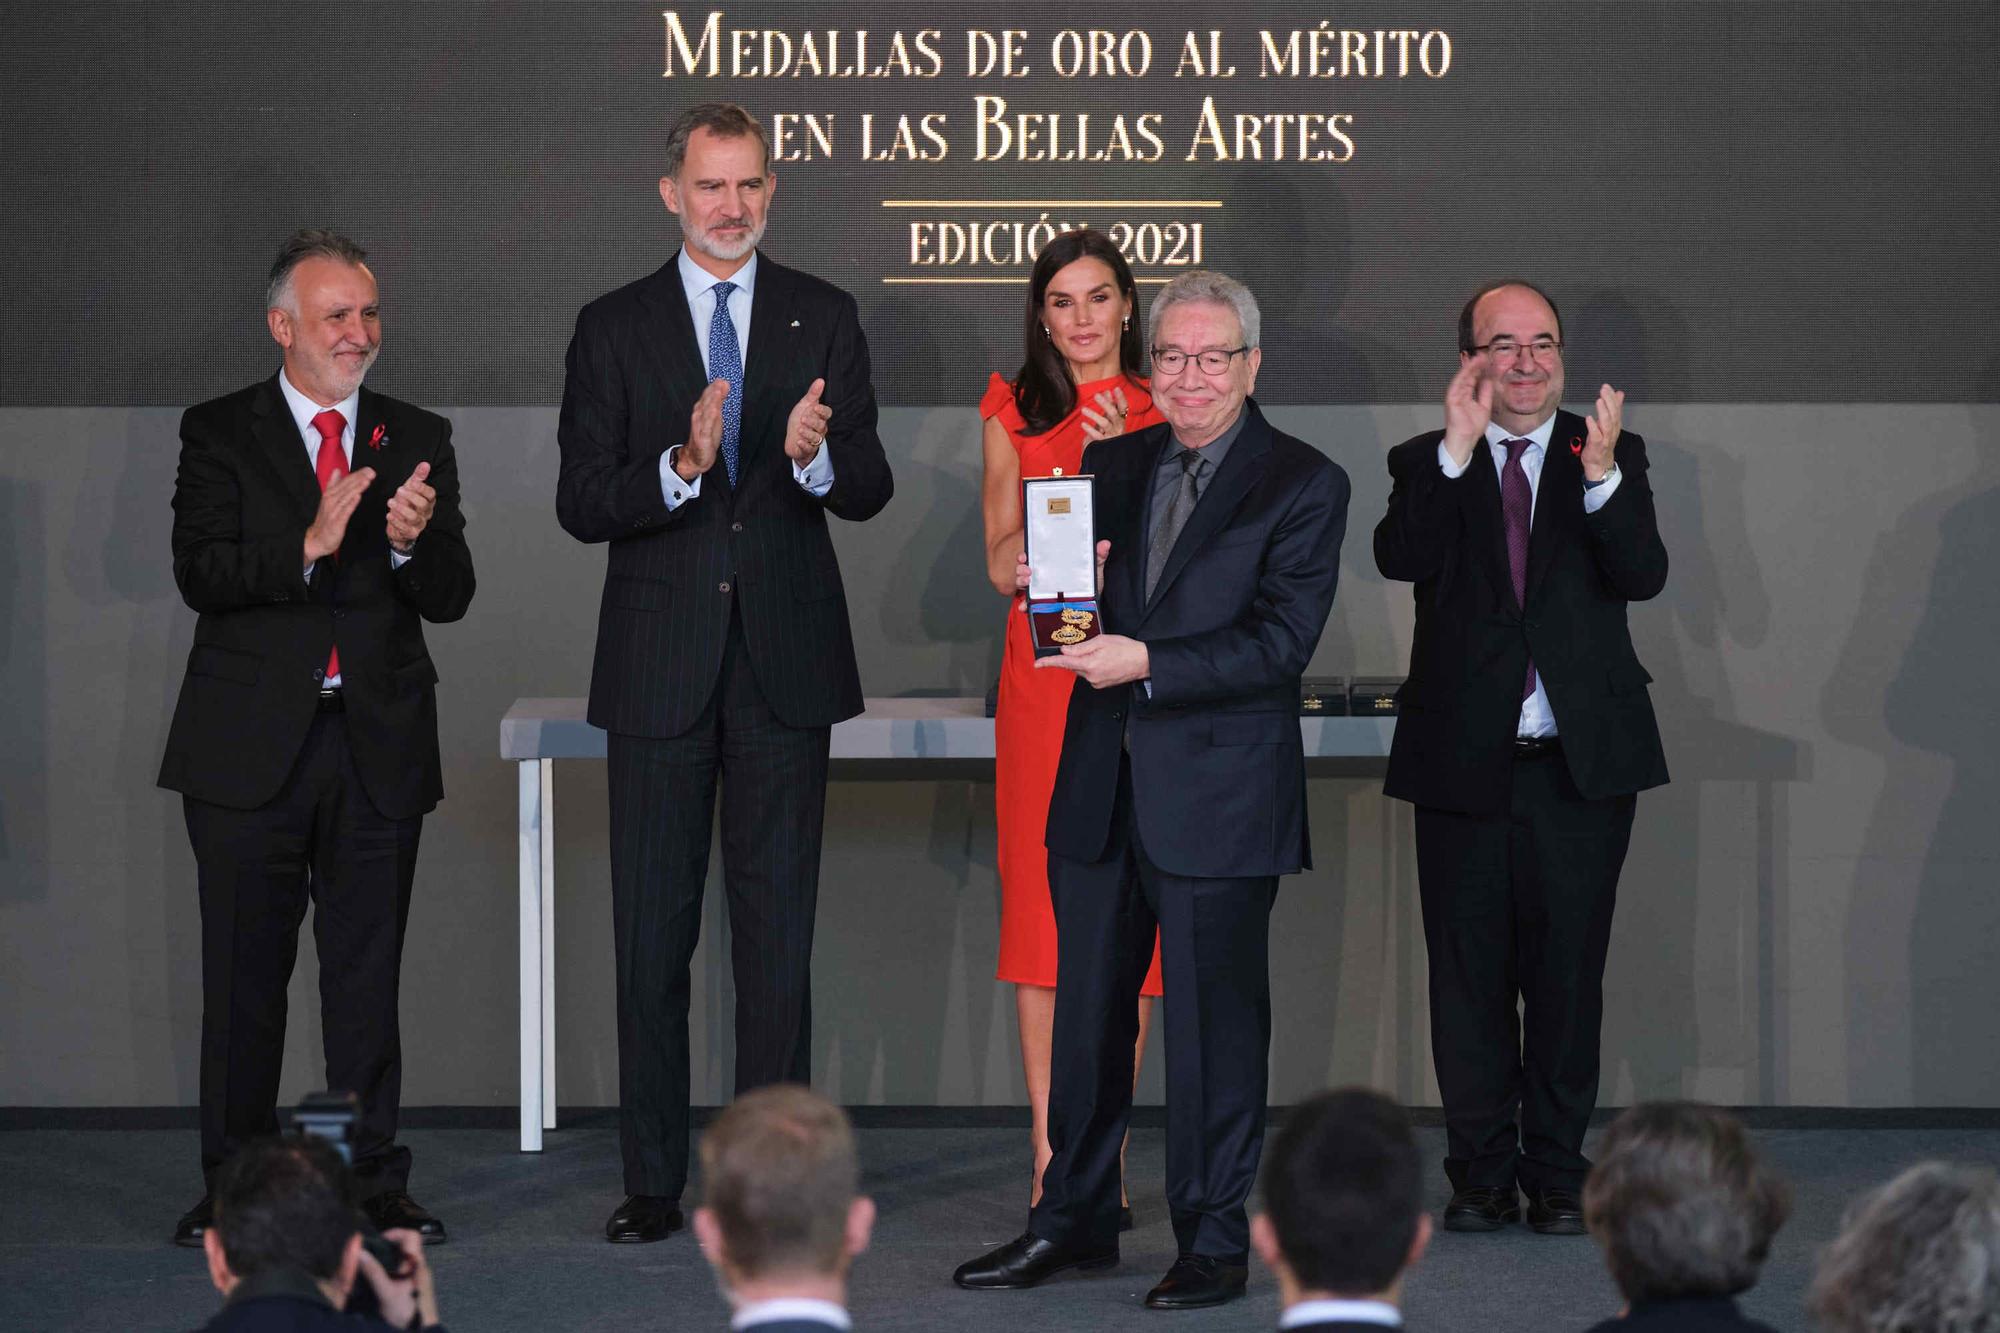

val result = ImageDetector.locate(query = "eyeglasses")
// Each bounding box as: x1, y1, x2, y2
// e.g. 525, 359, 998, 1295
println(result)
1151, 346, 1249, 376
1473, 337, 1563, 364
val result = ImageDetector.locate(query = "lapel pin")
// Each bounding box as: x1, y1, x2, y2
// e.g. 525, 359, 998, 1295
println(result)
1568, 435, 1584, 456
368, 424, 388, 451
790, 319, 801, 328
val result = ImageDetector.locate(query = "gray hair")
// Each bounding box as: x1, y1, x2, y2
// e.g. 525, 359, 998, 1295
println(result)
1147, 270, 1261, 352
1582, 1102, 1790, 1303
664, 102, 771, 179
1810, 1162, 2000, 1333
266, 229, 367, 314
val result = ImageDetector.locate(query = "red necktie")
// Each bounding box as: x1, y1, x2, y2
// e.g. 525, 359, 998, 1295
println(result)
311, 409, 346, 682
1501, 438, 1537, 701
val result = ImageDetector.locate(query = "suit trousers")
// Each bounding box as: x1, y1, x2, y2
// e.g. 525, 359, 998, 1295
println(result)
606, 607, 830, 1199
1414, 747, 1636, 1194
184, 711, 422, 1197
1031, 756, 1276, 1263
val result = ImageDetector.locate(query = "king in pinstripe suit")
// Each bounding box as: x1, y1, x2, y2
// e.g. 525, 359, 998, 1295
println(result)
556, 103, 894, 1243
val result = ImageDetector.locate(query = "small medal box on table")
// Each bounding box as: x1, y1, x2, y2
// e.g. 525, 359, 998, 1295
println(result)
1299, 678, 1349, 716
1348, 677, 1406, 717
1022, 471, 1101, 657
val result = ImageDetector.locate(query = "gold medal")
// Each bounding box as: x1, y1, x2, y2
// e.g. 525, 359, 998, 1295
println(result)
1059, 608, 1094, 628
1051, 624, 1087, 645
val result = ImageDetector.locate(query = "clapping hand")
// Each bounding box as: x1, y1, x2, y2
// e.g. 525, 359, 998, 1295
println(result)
675, 379, 731, 481
385, 462, 435, 553
785, 377, 832, 464
1440, 353, 1494, 469
1579, 383, 1624, 481
303, 467, 376, 564
1078, 385, 1131, 442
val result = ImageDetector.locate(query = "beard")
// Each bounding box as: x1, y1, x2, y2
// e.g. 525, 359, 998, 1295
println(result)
322, 344, 379, 399
685, 213, 765, 263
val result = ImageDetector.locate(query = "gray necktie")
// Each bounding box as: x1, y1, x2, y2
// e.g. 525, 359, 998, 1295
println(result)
1145, 447, 1208, 600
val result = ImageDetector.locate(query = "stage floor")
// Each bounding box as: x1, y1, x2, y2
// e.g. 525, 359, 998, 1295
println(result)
7, 1114, 1997, 1331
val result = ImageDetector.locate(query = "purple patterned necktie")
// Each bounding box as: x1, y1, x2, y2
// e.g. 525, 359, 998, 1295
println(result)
1501, 438, 1537, 701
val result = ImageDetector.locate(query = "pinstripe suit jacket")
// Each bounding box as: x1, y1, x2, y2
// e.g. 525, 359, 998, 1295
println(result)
557, 252, 893, 737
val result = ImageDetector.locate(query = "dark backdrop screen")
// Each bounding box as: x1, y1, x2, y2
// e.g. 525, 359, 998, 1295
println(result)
5, 2, 1996, 404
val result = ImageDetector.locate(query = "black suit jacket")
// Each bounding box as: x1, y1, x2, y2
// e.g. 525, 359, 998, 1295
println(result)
1046, 402, 1350, 878
556, 252, 893, 738
1374, 411, 1669, 815
157, 376, 474, 819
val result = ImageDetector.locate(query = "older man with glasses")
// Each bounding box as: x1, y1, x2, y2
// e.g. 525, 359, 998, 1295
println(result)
1375, 279, 1670, 1237
953, 269, 1350, 1311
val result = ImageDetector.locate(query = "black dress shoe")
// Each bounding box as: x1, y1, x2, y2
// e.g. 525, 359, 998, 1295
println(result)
1526, 1186, 1588, 1235
1119, 1205, 1135, 1233
173, 1196, 213, 1248
362, 1190, 447, 1245
605, 1194, 683, 1244
1442, 1185, 1521, 1232
1144, 1253, 1248, 1309
952, 1231, 1118, 1289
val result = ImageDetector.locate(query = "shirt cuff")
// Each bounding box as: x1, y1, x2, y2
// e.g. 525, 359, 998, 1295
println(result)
389, 547, 413, 569
1436, 441, 1472, 478
1582, 462, 1622, 512
661, 446, 702, 509
794, 442, 836, 496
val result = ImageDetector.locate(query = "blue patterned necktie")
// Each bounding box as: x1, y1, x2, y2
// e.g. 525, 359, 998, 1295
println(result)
707, 280, 743, 485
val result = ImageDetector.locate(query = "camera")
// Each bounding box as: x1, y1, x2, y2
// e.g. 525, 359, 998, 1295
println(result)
292, 1091, 411, 1283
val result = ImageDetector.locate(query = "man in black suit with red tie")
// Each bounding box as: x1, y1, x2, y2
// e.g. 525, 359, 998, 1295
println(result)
557, 103, 893, 1244
1375, 280, 1669, 1235
160, 230, 474, 1247
954, 271, 1349, 1309
1251, 1089, 1433, 1331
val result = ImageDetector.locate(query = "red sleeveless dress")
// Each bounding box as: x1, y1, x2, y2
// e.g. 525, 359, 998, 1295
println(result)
982, 371, 1165, 995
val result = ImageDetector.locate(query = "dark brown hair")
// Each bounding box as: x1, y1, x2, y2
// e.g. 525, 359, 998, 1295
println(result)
1262, 1088, 1423, 1296
1457, 277, 1563, 354
213, 1134, 358, 1282
664, 102, 771, 178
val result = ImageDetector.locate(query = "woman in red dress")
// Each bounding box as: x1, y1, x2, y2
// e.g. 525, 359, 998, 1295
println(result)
980, 229, 1165, 1219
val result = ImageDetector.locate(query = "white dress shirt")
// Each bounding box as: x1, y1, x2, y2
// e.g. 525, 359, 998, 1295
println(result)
660, 247, 836, 508
1435, 413, 1622, 739
280, 369, 407, 689
732, 1297, 851, 1330
1280, 1298, 1403, 1328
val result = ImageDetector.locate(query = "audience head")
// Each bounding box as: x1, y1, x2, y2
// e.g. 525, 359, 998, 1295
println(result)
695, 1085, 874, 1303
203, 1134, 362, 1303
1252, 1088, 1431, 1305
1012, 228, 1143, 434
1582, 1101, 1790, 1306
1810, 1161, 2000, 1333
